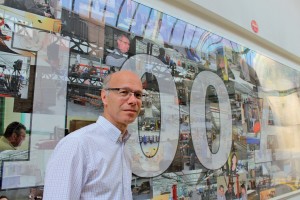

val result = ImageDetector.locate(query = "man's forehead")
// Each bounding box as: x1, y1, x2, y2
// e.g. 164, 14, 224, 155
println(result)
19, 129, 26, 134
120, 36, 129, 41
111, 71, 139, 80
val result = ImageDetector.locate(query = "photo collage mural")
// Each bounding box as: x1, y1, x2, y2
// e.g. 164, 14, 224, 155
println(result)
0, 0, 300, 199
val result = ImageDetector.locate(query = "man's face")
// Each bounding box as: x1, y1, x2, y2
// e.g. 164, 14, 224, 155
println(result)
117, 36, 130, 54
12, 129, 26, 147
228, 185, 233, 193
219, 187, 224, 195
241, 187, 246, 195
232, 155, 237, 164
102, 71, 143, 131
166, 55, 170, 62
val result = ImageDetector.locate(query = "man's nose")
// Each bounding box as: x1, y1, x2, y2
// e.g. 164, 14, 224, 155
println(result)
127, 93, 139, 104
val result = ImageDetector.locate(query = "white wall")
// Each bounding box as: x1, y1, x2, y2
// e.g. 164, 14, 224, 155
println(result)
190, 0, 300, 56
135, 0, 300, 70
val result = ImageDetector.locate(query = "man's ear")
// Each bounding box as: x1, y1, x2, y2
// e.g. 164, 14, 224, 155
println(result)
11, 132, 18, 140
117, 39, 121, 47
101, 89, 108, 106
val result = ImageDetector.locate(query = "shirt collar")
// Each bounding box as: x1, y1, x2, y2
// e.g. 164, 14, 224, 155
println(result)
114, 49, 128, 58
118, 130, 131, 143
97, 116, 131, 143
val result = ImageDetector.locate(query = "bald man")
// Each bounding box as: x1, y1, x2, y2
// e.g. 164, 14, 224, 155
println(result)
44, 70, 143, 200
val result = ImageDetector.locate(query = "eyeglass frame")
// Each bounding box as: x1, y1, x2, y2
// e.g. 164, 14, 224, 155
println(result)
118, 39, 130, 46
104, 88, 145, 100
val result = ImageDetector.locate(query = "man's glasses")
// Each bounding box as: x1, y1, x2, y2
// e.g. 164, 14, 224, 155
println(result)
118, 39, 130, 46
105, 88, 145, 100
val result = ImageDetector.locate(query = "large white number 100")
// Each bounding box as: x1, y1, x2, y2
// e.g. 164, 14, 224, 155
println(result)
190, 71, 232, 170
122, 54, 232, 176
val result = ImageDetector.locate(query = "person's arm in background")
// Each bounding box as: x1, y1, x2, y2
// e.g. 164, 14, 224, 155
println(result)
193, 51, 201, 62
186, 48, 195, 61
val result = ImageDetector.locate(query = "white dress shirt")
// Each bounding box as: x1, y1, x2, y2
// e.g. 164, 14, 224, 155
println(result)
43, 116, 132, 200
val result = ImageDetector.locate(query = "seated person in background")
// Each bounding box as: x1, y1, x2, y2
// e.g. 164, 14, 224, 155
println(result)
225, 182, 236, 200
165, 54, 176, 67
70, 61, 80, 75
240, 183, 247, 200
217, 185, 225, 200
0, 122, 26, 151
88, 61, 98, 76
186, 48, 201, 62
105, 34, 130, 69
156, 47, 167, 64
4, 0, 52, 17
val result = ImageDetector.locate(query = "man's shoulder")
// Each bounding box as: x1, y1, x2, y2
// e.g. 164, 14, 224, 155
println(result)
107, 50, 126, 59
68, 122, 99, 137
57, 123, 98, 145
0, 137, 15, 151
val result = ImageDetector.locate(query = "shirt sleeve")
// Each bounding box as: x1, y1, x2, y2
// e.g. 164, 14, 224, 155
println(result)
105, 54, 112, 65
43, 136, 86, 200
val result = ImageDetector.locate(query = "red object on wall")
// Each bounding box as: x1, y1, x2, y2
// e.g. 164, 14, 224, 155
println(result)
172, 184, 178, 200
251, 20, 259, 33
253, 121, 261, 134
236, 175, 240, 198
